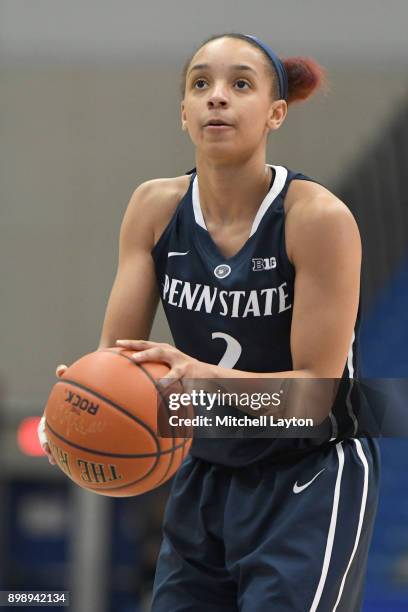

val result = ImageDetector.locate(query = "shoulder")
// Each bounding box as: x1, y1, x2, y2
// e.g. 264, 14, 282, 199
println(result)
284, 178, 361, 267
122, 174, 191, 248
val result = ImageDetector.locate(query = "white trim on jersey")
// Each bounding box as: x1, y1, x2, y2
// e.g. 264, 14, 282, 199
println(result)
192, 177, 207, 230
192, 165, 288, 236
250, 165, 288, 236
309, 441, 345, 612
346, 331, 359, 436
332, 438, 369, 611
347, 331, 355, 378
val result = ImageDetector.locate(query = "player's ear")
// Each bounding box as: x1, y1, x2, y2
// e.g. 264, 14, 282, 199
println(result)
266, 99, 287, 132
181, 100, 188, 132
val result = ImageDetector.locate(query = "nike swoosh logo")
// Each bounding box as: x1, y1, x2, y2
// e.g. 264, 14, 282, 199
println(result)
293, 468, 326, 494
167, 251, 190, 258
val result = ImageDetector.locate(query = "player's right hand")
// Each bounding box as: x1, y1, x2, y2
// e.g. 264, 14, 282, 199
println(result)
39, 364, 68, 465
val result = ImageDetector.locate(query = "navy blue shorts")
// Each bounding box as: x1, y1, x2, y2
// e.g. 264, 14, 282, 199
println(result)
151, 438, 380, 612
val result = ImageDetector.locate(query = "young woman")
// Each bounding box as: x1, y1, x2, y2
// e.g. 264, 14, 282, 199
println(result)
40, 33, 380, 611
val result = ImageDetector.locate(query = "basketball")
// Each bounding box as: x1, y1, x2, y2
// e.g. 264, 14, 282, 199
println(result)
44, 347, 192, 497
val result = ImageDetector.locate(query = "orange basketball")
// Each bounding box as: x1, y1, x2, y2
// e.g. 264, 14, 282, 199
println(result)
44, 347, 193, 497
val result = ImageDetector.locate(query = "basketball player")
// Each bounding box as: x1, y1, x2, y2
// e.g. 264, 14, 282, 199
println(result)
39, 34, 380, 611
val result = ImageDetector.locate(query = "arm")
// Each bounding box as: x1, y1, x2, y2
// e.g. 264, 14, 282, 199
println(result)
98, 181, 161, 349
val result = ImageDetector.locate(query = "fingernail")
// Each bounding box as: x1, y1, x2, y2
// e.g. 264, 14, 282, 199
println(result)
132, 353, 141, 359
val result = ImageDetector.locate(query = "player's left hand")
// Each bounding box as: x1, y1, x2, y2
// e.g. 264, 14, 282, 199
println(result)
115, 339, 213, 387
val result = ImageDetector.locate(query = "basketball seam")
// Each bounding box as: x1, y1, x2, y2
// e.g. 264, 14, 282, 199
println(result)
45, 418, 186, 458
56, 376, 161, 453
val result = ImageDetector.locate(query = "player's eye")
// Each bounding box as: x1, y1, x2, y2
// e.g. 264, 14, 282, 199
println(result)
234, 79, 250, 90
194, 79, 208, 89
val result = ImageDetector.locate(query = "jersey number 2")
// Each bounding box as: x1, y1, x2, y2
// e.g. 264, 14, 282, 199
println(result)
212, 332, 242, 368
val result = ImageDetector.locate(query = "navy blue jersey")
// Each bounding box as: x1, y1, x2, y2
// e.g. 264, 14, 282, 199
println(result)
151, 165, 362, 466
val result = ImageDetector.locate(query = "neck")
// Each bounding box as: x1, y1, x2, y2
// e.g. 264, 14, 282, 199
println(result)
194, 155, 273, 226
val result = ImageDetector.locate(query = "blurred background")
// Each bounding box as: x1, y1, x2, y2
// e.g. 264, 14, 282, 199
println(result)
1, 1, 407, 610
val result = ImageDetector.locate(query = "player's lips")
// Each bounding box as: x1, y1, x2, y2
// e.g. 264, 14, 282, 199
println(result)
204, 119, 233, 132
203, 118, 234, 128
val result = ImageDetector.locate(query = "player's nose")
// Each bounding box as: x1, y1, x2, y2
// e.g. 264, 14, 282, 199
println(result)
207, 85, 229, 108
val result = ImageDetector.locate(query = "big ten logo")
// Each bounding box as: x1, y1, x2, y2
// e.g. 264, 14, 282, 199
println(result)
77, 460, 123, 484
48, 440, 72, 476
65, 389, 99, 415
252, 257, 277, 271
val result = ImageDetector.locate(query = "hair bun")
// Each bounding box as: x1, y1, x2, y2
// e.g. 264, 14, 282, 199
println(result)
283, 57, 327, 105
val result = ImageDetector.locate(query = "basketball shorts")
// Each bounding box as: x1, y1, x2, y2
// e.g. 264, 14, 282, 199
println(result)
150, 438, 380, 612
